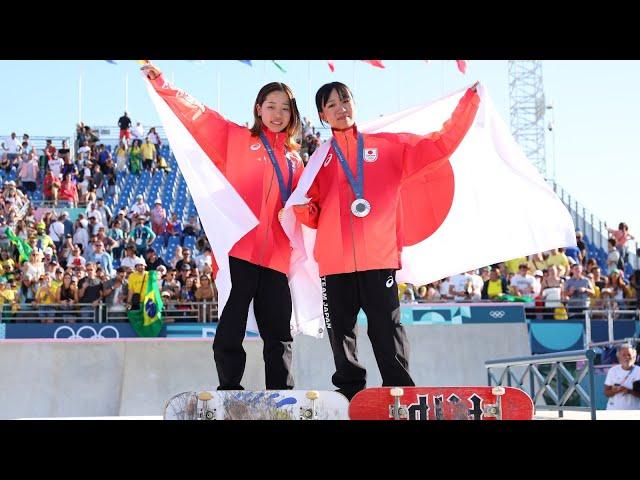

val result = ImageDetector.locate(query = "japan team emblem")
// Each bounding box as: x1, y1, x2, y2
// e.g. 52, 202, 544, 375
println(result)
250, 143, 261, 151
363, 148, 378, 162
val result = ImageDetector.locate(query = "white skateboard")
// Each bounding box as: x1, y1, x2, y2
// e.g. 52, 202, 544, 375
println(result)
164, 390, 349, 420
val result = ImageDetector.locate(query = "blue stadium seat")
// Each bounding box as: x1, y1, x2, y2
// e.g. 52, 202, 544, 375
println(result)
183, 236, 196, 252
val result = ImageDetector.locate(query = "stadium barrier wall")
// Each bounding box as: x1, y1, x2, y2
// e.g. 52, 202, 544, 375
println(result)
0, 322, 530, 418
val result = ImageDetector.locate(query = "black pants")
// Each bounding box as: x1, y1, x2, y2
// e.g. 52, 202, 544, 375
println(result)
213, 256, 294, 390
322, 269, 415, 400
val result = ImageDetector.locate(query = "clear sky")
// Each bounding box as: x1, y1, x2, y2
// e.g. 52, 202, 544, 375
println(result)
0, 59, 637, 242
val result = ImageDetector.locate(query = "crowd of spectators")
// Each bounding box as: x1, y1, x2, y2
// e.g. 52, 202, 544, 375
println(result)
0, 121, 217, 323
398, 230, 639, 319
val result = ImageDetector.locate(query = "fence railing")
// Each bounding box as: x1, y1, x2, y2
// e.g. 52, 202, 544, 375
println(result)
0, 300, 218, 323
585, 309, 639, 347
486, 349, 597, 420
406, 297, 639, 320
0, 135, 71, 154
89, 126, 167, 144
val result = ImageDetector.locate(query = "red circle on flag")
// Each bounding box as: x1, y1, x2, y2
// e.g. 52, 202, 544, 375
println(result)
399, 161, 454, 246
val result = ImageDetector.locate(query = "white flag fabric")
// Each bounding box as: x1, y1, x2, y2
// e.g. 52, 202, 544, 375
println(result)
281, 83, 576, 328
144, 78, 260, 332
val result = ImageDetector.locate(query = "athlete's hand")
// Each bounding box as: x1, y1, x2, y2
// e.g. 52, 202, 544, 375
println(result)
141, 62, 162, 80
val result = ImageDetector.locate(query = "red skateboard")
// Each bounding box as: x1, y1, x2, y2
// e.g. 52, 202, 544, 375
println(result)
349, 386, 534, 420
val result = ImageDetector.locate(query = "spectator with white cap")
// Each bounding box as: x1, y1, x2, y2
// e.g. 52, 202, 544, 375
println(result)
114, 209, 130, 234
42, 247, 56, 267
533, 270, 544, 296
150, 199, 167, 238
126, 257, 148, 310
129, 194, 150, 220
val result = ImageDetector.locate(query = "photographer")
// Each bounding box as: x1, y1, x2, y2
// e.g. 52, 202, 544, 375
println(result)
604, 343, 640, 410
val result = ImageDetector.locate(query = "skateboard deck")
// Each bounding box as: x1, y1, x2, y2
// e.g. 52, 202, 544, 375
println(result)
164, 390, 349, 420
349, 386, 534, 420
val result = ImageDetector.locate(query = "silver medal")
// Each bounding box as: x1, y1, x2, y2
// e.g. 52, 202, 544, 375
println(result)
351, 198, 371, 217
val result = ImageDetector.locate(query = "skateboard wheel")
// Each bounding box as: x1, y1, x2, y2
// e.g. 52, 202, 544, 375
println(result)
203, 410, 215, 420
390, 387, 404, 397
198, 391, 213, 401
301, 409, 313, 419
492, 386, 506, 396
306, 390, 320, 400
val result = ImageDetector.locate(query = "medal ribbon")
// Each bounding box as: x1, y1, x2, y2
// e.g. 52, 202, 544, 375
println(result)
259, 131, 293, 205
331, 133, 364, 200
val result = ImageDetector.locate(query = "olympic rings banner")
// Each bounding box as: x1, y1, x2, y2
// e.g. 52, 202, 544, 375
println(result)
0, 323, 167, 340
356, 303, 527, 326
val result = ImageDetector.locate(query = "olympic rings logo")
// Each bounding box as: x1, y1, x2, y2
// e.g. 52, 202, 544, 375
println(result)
53, 325, 120, 340
489, 311, 506, 319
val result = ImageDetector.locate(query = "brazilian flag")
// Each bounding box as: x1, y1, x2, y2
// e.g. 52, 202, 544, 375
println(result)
128, 270, 164, 337
5, 227, 32, 262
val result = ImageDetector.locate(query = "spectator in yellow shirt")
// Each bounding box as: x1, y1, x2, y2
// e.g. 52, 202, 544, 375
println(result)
0, 250, 15, 273
35, 274, 57, 323
127, 259, 148, 309
140, 138, 156, 172
546, 248, 570, 277
504, 256, 529, 276
0, 278, 16, 305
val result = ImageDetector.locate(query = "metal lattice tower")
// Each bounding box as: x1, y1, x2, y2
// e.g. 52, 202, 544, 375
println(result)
509, 60, 547, 177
